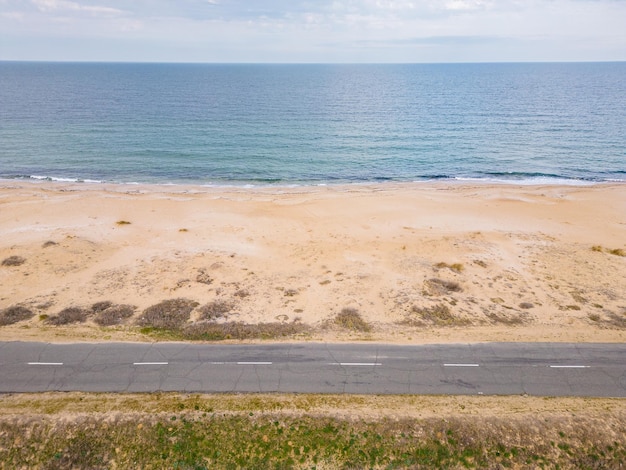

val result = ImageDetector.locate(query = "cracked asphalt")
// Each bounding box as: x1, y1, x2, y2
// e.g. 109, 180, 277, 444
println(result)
1, 342, 625, 396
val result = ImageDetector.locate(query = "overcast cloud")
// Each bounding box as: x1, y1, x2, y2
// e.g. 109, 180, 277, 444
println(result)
1, 0, 625, 62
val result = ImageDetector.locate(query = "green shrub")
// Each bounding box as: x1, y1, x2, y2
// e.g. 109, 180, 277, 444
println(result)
182, 321, 309, 340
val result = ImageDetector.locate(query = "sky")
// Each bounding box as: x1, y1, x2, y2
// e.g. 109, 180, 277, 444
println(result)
1, 0, 625, 63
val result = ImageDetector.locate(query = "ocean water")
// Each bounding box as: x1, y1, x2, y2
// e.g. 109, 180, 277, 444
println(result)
1, 62, 624, 186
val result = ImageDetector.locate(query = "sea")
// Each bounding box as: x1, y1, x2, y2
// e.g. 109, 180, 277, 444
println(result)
1, 62, 624, 187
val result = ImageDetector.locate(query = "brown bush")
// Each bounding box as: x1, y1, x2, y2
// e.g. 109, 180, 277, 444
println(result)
198, 300, 233, 321
2, 256, 26, 267
91, 301, 113, 313
136, 298, 198, 330
94, 304, 136, 326
0, 306, 35, 326
46, 307, 90, 325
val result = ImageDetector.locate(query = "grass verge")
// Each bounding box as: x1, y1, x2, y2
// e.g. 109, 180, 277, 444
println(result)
0, 393, 624, 469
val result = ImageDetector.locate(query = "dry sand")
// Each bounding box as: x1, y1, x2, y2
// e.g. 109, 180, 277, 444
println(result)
1, 181, 624, 343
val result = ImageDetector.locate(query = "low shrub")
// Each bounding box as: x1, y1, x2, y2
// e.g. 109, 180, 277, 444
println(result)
198, 300, 233, 321
46, 307, 90, 325
136, 298, 198, 330
1, 256, 26, 267
94, 304, 136, 326
182, 320, 309, 340
195, 268, 213, 285
0, 306, 35, 326
334, 308, 372, 332
91, 301, 113, 313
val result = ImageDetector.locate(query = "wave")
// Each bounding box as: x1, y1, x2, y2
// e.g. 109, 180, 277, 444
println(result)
0, 172, 623, 188
28, 175, 103, 184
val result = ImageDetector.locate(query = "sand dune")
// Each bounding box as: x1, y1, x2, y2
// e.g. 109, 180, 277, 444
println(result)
1, 181, 624, 343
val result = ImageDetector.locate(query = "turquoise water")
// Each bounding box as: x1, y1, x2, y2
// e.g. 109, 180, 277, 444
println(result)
1, 62, 624, 186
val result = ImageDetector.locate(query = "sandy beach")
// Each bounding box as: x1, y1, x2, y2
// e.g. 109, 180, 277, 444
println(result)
1, 181, 624, 343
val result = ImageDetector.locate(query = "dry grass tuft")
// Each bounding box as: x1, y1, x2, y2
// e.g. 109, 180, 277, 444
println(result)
334, 308, 372, 332
606, 312, 626, 328
136, 298, 198, 330
46, 307, 90, 325
94, 304, 136, 327
116, 220, 131, 225
42, 240, 58, 248
198, 300, 233, 321
591, 245, 626, 257
425, 278, 463, 295
588, 313, 601, 322
486, 312, 526, 326
435, 262, 464, 273
1, 256, 26, 267
0, 306, 35, 326
410, 304, 470, 327
589, 311, 626, 329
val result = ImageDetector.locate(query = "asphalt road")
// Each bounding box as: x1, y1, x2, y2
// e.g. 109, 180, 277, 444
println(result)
1, 342, 625, 397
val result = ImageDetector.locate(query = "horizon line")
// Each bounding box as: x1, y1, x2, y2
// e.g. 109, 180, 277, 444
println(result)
1, 59, 625, 66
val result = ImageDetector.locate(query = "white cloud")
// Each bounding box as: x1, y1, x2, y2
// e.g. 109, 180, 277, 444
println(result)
445, 0, 492, 11
31, 0, 124, 16
1, 11, 24, 20
0, 0, 624, 62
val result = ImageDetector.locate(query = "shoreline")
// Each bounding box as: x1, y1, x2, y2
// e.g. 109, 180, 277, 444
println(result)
1, 181, 624, 344
2, 175, 618, 192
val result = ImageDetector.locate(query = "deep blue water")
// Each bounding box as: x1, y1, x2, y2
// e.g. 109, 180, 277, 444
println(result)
1, 62, 624, 186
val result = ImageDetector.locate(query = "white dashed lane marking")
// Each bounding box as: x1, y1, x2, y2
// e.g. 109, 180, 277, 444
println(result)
549, 365, 590, 369
330, 363, 382, 366
444, 363, 480, 367
133, 362, 169, 365
27, 362, 63, 366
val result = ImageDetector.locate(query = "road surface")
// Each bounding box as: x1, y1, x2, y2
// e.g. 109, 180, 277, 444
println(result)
1, 341, 625, 396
